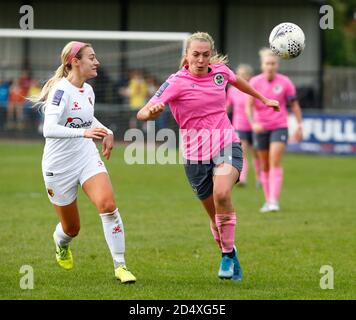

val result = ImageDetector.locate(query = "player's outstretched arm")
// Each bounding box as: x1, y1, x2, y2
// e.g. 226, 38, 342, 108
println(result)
233, 77, 280, 112
137, 102, 165, 121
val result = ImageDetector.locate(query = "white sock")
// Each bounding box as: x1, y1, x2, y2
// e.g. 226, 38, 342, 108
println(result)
100, 208, 125, 268
54, 223, 73, 247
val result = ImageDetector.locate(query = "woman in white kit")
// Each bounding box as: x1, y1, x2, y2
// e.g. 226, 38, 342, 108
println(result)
32, 41, 136, 283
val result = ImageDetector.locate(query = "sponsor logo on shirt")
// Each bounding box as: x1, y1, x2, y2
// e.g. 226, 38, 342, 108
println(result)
155, 82, 169, 97
273, 84, 283, 94
65, 117, 93, 128
52, 90, 64, 106
213, 73, 225, 86
71, 101, 81, 111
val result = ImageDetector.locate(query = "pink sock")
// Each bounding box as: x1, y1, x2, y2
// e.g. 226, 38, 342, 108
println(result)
269, 167, 283, 203
215, 212, 236, 253
240, 155, 248, 183
260, 170, 269, 202
253, 158, 261, 182
210, 221, 221, 249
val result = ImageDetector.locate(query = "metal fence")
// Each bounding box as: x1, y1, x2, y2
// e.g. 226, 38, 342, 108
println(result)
1, 66, 355, 140
324, 66, 356, 113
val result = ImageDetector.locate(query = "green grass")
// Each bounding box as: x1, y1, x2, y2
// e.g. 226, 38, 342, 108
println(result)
0, 142, 355, 300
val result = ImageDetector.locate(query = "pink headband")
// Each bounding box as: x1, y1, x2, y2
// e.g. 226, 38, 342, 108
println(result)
66, 41, 86, 66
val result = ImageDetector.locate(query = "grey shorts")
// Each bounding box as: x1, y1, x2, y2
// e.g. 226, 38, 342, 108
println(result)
183, 142, 243, 200
237, 130, 253, 145
253, 128, 288, 150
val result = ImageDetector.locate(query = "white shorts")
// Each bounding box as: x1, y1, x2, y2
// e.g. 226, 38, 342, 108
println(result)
43, 153, 108, 206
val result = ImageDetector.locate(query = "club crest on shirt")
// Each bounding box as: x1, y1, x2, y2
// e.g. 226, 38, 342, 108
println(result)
213, 73, 225, 86
47, 189, 54, 197
273, 84, 283, 94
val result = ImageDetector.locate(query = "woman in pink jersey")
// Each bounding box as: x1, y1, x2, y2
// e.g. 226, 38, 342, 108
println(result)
137, 32, 279, 281
226, 64, 261, 187
246, 48, 303, 213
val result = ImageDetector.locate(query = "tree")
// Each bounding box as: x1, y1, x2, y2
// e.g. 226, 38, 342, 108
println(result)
324, 0, 356, 66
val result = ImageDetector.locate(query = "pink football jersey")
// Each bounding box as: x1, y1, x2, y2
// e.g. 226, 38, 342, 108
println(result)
249, 73, 296, 130
150, 64, 240, 160
226, 86, 252, 131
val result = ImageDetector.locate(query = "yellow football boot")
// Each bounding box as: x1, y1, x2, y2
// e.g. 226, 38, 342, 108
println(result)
115, 265, 136, 284
53, 232, 73, 270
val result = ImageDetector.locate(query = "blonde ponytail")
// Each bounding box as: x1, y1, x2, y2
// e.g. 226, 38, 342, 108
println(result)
180, 32, 228, 68
30, 41, 91, 110
29, 64, 68, 108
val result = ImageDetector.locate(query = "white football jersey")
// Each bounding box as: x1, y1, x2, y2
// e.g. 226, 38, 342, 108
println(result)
42, 77, 99, 174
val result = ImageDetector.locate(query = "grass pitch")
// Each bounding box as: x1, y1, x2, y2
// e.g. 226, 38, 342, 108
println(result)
0, 141, 355, 299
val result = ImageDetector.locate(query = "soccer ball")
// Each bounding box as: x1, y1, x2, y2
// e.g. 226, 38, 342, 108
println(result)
269, 22, 305, 59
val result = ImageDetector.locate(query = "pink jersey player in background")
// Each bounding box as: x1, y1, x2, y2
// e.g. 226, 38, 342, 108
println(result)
137, 32, 279, 281
246, 48, 303, 213
226, 64, 261, 187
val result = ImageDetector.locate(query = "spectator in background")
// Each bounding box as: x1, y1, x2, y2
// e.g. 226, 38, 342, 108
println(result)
6, 79, 26, 130
27, 79, 41, 98
5, 70, 32, 130
18, 69, 31, 94
124, 69, 148, 129
25, 79, 42, 131
0, 81, 10, 129
0, 81, 10, 107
